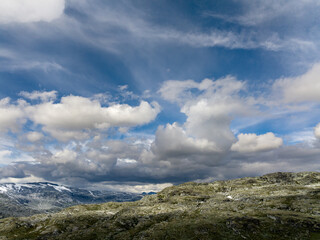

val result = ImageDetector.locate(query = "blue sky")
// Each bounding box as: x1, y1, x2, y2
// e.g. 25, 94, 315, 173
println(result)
0, 0, 319, 192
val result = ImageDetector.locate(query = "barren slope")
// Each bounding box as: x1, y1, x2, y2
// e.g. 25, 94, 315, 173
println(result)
0, 172, 319, 240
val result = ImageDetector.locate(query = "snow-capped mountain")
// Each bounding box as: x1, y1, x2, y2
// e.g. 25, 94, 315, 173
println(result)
0, 182, 144, 218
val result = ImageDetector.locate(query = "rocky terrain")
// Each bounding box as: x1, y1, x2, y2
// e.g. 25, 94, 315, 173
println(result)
0, 182, 144, 219
0, 172, 319, 239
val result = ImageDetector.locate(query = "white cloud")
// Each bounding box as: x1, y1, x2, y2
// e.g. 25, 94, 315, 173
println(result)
164, 77, 252, 151
53, 149, 77, 164
0, 150, 12, 159
143, 76, 256, 169
152, 123, 219, 158
231, 132, 283, 153
159, 79, 213, 104
0, 174, 45, 184
0, 0, 65, 24
314, 123, 320, 139
26, 96, 160, 141
0, 93, 160, 143
0, 92, 160, 144
44, 128, 89, 142
273, 63, 320, 103
20, 90, 57, 102
0, 98, 26, 132
116, 158, 137, 167
26, 132, 44, 142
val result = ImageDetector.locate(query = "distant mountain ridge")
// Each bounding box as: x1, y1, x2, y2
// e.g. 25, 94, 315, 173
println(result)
0, 182, 145, 219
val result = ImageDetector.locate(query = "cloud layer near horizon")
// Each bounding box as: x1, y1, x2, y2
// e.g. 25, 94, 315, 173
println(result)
0, 63, 319, 191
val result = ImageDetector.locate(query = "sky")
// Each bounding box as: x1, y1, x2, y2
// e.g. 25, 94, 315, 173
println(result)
0, 0, 319, 193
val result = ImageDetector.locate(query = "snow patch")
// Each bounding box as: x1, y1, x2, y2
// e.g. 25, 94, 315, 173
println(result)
51, 185, 72, 192
0, 186, 8, 193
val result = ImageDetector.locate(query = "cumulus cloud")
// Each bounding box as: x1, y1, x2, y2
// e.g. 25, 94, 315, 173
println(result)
1, 92, 160, 142
45, 129, 89, 142
126, 76, 259, 177
26, 96, 160, 141
314, 123, 320, 139
273, 63, 320, 103
152, 123, 219, 158
159, 77, 254, 151
16, 135, 319, 187
0, 98, 26, 132
0, 125, 316, 189
231, 132, 283, 153
28, 96, 159, 129
52, 149, 77, 164
0, 0, 65, 24
20, 90, 57, 102
25, 132, 44, 142
159, 79, 214, 104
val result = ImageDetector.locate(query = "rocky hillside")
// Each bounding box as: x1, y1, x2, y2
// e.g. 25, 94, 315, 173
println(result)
0, 182, 144, 219
0, 172, 319, 240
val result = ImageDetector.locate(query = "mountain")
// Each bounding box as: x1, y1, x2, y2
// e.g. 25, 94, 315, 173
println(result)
0, 182, 143, 219
0, 172, 319, 239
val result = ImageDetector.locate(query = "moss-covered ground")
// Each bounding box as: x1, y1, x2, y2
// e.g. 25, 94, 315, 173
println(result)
0, 172, 319, 239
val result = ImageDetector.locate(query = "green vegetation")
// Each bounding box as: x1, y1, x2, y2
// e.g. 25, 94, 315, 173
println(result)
0, 172, 319, 239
